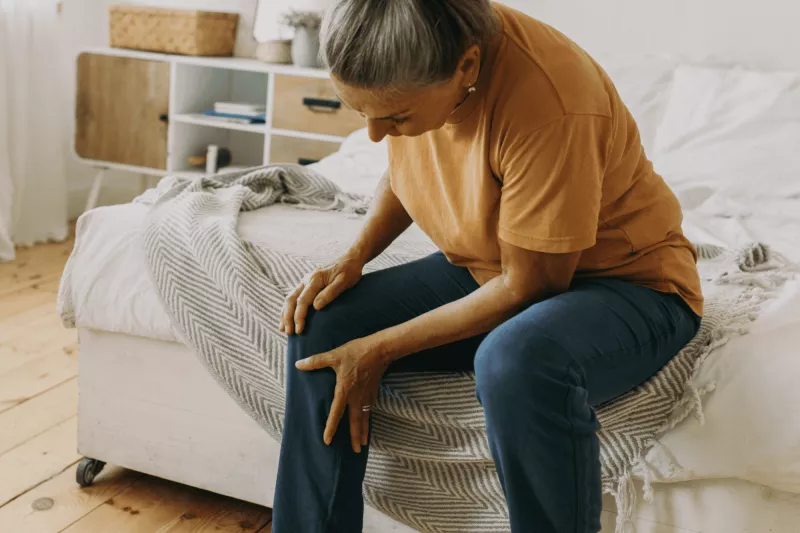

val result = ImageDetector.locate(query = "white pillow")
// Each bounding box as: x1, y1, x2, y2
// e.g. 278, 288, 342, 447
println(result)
597, 56, 678, 154
652, 65, 800, 202
310, 129, 388, 197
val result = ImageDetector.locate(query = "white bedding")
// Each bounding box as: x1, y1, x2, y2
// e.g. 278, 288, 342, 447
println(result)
60, 61, 800, 498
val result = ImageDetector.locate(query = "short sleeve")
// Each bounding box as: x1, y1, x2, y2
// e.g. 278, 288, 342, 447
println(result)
497, 114, 611, 253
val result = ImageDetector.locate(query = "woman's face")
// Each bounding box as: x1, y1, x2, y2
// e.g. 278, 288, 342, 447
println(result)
331, 46, 481, 143
333, 77, 466, 142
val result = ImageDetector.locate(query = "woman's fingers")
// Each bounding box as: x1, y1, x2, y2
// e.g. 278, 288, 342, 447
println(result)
361, 407, 370, 447
280, 284, 304, 335
295, 274, 325, 334
324, 383, 347, 446
361, 387, 378, 447
348, 400, 363, 454
313, 273, 348, 310
295, 351, 334, 371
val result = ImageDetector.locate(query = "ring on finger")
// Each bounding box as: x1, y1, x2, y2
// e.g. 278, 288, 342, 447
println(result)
361, 405, 372, 412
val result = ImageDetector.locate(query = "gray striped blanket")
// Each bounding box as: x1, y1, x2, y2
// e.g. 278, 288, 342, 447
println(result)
137, 165, 794, 533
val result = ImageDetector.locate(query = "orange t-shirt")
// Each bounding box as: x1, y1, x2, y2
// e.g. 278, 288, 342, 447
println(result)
387, 3, 703, 316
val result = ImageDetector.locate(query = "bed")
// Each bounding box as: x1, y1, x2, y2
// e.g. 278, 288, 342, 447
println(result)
59, 60, 800, 532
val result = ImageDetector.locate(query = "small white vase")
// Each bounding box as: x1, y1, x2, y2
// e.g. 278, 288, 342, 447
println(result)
291, 27, 320, 68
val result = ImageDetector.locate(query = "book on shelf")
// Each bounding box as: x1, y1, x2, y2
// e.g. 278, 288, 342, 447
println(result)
201, 109, 267, 125
213, 102, 267, 117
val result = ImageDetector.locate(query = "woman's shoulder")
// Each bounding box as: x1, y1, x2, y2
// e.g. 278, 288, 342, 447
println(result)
490, 4, 613, 121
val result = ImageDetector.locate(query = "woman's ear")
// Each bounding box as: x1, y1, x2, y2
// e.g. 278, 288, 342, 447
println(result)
458, 45, 482, 86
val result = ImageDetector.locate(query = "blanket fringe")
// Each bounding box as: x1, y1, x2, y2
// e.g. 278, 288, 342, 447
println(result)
663, 245, 797, 434
661, 381, 717, 431
607, 458, 676, 533
658, 309, 753, 436
612, 472, 637, 533
640, 463, 655, 504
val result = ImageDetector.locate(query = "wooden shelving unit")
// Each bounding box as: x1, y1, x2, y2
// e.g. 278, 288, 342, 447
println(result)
74, 47, 365, 211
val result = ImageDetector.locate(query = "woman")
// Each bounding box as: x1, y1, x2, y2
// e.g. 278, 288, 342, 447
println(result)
273, 1, 703, 532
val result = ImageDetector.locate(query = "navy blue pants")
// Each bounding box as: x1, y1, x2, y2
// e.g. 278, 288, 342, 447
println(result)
272, 253, 700, 533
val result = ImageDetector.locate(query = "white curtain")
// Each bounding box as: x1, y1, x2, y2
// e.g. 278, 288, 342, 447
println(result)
0, 0, 68, 262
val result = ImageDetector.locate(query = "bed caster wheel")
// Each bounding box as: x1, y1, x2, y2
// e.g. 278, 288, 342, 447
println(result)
76, 458, 106, 487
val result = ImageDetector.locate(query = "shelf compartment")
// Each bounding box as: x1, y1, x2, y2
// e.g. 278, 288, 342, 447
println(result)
171, 63, 268, 118
171, 165, 254, 179
270, 128, 346, 144
168, 122, 265, 176
172, 113, 267, 134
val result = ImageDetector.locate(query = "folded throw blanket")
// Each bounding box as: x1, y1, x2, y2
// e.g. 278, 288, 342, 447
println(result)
136, 165, 795, 533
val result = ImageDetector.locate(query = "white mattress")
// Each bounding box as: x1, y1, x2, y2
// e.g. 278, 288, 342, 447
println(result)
63, 202, 433, 343
60, 59, 800, 499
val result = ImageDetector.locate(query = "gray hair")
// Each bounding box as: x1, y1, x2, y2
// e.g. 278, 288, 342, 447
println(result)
320, 0, 498, 89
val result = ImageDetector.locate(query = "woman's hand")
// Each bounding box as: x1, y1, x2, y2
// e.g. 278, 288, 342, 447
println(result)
295, 337, 388, 453
280, 255, 364, 335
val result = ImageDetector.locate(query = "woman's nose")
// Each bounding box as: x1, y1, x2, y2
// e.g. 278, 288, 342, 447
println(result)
366, 119, 389, 143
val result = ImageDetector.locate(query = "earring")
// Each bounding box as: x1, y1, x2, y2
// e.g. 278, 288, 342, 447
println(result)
468, 85, 476, 94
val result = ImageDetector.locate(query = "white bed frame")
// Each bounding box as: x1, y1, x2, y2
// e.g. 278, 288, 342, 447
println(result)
77, 328, 800, 533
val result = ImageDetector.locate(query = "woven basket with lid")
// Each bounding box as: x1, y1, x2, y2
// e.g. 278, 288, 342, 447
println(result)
109, 5, 239, 57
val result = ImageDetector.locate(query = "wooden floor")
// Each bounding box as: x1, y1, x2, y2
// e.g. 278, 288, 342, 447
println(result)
0, 238, 273, 533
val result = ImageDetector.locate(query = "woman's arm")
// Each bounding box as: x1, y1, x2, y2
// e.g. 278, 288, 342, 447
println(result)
281, 170, 413, 334
372, 241, 581, 362
344, 169, 413, 265
296, 241, 581, 452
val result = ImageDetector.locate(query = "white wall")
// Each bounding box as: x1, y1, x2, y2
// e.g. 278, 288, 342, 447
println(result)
258, 0, 800, 70
504, 0, 800, 70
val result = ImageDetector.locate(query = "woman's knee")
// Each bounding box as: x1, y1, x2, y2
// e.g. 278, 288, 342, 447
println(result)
283, 309, 349, 416
284, 301, 371, 397
286, 305, 353, 363
474, 325, 580, 408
